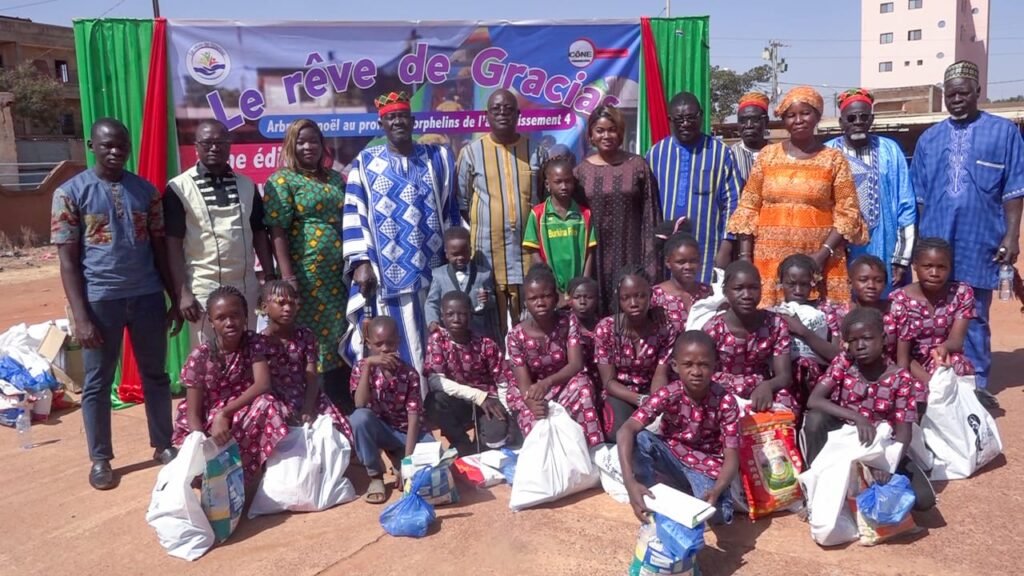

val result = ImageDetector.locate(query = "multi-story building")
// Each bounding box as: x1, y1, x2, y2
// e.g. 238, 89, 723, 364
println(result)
861, 0, 990, 100
0, 15, 81, 137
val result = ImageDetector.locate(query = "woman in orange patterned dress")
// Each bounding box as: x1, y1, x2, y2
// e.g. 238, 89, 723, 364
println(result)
727, 86, 867, 307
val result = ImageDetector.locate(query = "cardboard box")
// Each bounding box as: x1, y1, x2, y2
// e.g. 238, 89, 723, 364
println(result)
35, 324, 84, 394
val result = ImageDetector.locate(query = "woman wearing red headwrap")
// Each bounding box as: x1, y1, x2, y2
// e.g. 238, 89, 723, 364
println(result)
727, 86, 867, 307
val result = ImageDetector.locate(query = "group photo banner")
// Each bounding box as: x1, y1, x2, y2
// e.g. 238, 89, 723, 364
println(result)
166, 19, 644, 184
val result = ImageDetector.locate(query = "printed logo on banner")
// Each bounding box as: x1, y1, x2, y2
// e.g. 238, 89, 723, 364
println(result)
187, 42, 231, 86
568, 39, 595, 68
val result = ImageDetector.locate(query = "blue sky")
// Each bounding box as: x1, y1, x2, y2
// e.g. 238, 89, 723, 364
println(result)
6, 0, 1024, 100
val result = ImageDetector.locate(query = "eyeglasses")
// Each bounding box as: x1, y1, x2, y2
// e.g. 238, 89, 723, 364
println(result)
196, 140, 230, 149
844, 113, 873, 123
670, 114, 701, 125
488, 105, 517, 114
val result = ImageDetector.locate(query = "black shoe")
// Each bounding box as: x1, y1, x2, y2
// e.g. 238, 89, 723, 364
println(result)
153, 447, 178, 465
975, 389, 1000, 410
89, 460, 114, 490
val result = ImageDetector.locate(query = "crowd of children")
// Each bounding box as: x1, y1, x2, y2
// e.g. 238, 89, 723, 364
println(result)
167, 151, 996, 540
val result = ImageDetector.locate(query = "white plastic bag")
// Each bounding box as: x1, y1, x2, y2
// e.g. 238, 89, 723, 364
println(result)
145, 432, 216, 561
684, 267, 726, 331
508, 402, 600, 511
591, 444, 629, 504
249, 415, 356, 517
922, 368, 1002, 480
775, 302, 828, 363
798, 423, 903, 547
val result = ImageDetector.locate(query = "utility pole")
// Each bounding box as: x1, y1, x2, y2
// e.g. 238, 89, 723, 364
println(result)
762, 40, 789, 105
152, 0, 160, 17
665, 0, 671, 17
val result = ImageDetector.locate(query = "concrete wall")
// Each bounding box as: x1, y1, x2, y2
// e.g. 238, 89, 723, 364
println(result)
14, 138, 83, 186
0, 160, 84, 241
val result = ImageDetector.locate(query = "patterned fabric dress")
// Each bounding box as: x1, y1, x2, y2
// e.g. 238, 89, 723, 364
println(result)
349, 361, 423, 433
172, 331, 290, 484
423, 329, 505, 394
651, 283, 714, 335
593, 314, 677, 434
891, 283, 976, 381
263, 169, 347, 372
630, 379, 741, 479
702, 312, 801, 416
816, 358, 920, 426
504, 311, 603, 447
264, 327, 353, 442
574, 155, 660, 315
727, 144, 868, 307
820, 302, 900, 363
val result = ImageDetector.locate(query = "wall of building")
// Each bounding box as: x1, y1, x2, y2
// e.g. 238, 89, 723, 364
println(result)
861, 0, 989, 99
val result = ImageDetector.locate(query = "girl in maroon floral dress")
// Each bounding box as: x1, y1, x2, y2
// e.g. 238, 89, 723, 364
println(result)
891, 238, 975, 397
505, 266, 604, 447
172, 287, 290, 485
260, 280, 352, 442
595, 270, 676, 440
703, 261, 797, 416
652, 229, 714, 336
775, 255, 838, 405
568, 277, 600, 379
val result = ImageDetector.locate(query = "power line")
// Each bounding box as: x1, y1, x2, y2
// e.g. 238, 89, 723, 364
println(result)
98, 0, 127, 17
712, 35, 1024, 44
0, 0, 59, 10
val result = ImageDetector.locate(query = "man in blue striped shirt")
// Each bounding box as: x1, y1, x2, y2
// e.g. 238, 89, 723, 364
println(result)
646, 92, 741, 283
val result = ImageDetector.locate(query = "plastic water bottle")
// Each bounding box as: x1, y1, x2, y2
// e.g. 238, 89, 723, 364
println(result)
15, 408, 33, 450
999, 264, 1014, 301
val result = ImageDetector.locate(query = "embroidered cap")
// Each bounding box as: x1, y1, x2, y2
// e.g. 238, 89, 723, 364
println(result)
944, 60, 979, 83
375, 91, 411, 116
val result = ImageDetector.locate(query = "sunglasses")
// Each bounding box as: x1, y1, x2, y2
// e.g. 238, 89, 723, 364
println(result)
844, 112, 873, 123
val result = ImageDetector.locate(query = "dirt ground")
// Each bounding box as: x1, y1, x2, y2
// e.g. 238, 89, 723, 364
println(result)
1, 265, 1022, 576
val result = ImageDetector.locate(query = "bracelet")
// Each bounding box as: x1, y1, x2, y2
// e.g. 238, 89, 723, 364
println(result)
282, 274, 297, 282
739, 252, 753, 258
637, 394, 649, 406
821, 244, 835, 258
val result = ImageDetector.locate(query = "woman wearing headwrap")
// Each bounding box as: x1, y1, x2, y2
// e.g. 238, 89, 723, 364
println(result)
727, 86, 867, 307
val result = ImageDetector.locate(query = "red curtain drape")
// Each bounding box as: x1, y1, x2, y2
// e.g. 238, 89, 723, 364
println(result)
640, 17, 670, 145
118, 17, 169, 404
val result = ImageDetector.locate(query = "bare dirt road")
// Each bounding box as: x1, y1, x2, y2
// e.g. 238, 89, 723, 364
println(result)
1, 265, 1021, 576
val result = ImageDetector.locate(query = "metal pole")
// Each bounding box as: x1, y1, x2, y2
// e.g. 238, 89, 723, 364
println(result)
152, 0, 160, 17
665, 0, 670, 17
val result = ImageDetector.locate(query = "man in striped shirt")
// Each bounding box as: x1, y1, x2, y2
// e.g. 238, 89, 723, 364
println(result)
458, 89, 547, 339
646, 92, 742, 283
164, 120, 275, 344
730, 91, 770, 184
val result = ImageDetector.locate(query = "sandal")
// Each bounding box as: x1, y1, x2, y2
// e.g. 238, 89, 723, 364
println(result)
365, 477, 388, 504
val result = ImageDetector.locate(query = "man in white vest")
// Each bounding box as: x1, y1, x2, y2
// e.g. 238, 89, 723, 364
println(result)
164, 120, 275, 344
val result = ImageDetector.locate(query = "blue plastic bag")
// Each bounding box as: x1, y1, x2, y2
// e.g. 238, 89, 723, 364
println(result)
0, 355, 57, 393
856, 474, 916, 526
654, 512, 705, 561
498, 447, 518, 485
380, 467, 437, 538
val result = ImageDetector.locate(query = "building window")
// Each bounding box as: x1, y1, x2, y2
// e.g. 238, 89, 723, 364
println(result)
880, 2, 894, 13
972, 7, 980, 14
937, 51, 945, 59
917, 59, 924, 65
904, 60, 911, 66
880, 32, 894, 44
55, 60, 70, 84
879, 61, 893, 72
909, 0, 923, 8
60, 113, 75, 136
908, 29, 922, 41
938, 20, 946, 28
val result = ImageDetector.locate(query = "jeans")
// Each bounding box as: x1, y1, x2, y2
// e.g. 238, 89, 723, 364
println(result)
350, 407, 435, 476
633, 431, 734, 524
964, 287, 992, 390
81, 292, 173, 461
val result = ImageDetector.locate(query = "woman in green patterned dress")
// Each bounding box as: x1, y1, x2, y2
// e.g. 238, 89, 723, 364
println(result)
264, 119, 351, 408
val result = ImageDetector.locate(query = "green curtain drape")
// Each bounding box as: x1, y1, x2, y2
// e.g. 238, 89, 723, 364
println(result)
638, 16, 711, 155
72, 18, 187, 406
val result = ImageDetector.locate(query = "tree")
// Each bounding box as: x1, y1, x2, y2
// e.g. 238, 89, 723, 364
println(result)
709, 64, 772, 124
0, 63, 65, 133
993, 95, 1024, 103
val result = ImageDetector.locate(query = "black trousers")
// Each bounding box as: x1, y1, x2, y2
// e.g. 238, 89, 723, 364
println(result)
802, 410, 936, 511
604, 395, 639, 443
425, 390, 515, 454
